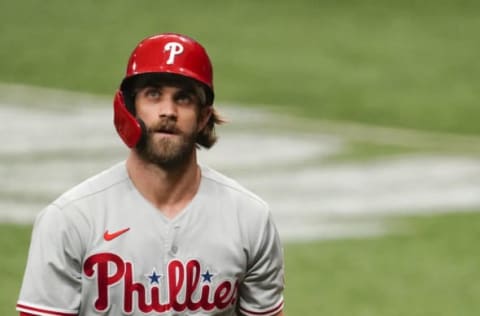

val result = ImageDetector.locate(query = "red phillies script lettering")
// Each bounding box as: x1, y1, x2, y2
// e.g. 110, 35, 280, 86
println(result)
83, 253, 238, 313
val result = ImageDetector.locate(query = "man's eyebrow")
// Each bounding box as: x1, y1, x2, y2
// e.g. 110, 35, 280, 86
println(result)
175, 85, 197, 94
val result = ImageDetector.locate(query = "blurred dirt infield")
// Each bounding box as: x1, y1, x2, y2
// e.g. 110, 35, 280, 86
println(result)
2, 84, 480, 241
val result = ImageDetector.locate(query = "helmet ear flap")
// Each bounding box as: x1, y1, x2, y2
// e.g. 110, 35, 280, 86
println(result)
113, 90, 145, 148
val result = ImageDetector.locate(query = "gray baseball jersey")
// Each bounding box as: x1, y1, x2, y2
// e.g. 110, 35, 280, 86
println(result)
16, 162, 285, 316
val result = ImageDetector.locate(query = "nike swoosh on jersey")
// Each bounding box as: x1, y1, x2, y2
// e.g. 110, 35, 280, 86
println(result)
104, 227, 130, 241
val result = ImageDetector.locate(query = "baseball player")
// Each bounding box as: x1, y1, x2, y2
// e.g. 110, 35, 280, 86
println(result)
16, 33, 285, 316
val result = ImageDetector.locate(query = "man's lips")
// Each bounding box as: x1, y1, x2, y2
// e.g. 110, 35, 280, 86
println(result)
155, 129, 175, 134
149, 121, 180, 135
152, 127, 180, 136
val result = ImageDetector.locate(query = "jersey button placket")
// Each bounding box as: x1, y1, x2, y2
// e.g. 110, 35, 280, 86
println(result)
165, 224, 180, 259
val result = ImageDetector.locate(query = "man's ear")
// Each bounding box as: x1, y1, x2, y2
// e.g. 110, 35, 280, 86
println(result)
198, 106, 213, 131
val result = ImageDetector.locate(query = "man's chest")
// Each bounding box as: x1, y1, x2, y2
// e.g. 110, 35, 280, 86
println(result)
79, 208, 246, 315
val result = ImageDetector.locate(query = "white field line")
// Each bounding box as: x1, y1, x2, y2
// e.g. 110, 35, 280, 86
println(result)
1, 84, 480, 241
246, 103, 480, 152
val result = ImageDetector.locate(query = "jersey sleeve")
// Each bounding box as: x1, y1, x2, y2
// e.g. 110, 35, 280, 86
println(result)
16, 204, 83, 316
238, 210, 285, 316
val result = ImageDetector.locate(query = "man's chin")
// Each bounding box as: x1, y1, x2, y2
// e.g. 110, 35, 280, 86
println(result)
135, 131, 197, 169
140, 143, 194, 169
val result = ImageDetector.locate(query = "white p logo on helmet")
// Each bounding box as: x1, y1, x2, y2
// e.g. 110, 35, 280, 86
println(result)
164, 42, 184, 65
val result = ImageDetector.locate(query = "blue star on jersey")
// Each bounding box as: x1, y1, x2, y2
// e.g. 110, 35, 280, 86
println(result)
201, 270, 214, 283
146, 269, 161, 285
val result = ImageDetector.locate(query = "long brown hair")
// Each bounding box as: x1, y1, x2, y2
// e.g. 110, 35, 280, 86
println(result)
197, 107, 226, 149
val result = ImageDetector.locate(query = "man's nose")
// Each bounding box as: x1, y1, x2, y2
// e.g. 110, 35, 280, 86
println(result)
158, 97, 177, 118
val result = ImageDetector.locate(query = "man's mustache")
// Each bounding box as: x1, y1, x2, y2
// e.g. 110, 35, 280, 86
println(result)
147, 119, 181, 135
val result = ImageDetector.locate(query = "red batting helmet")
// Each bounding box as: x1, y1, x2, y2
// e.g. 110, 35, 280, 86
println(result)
113, 33, 215, 148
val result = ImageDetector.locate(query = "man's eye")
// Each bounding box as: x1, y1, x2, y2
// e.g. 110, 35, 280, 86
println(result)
176, 93, 194, 104
145, 89, 160, 98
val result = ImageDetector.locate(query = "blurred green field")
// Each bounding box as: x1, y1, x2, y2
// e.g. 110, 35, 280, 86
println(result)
0, 0, 479, 134
284, 211, 480, 315
3, 212, 480, 315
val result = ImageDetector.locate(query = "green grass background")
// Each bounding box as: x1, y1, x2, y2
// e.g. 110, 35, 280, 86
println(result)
0, 0, 479, 134
1, 0, 480, 314
284, 212, 480, 315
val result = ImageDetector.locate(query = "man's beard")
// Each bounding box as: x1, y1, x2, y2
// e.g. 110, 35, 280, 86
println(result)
135, 119, 198, 169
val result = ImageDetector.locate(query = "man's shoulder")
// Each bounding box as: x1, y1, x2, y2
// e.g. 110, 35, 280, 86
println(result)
52, 161, 130, 209
200, 165, 269, 210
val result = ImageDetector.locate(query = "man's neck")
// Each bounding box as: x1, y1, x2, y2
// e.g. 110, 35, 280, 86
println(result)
126, 151, 201, 219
